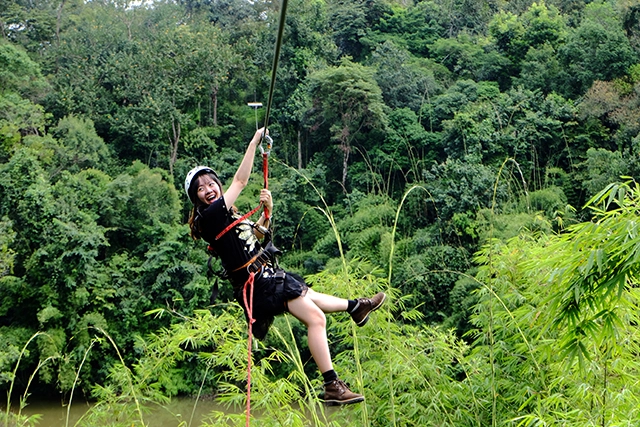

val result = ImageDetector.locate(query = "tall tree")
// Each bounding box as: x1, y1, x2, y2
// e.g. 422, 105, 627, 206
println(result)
305, 58, 387, 188
368, 40, 444, 113
47, 2, 240, 172
558, 1, 638, 97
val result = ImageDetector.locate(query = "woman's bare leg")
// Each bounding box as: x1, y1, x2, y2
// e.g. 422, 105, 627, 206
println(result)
287, 294, 333, 373
305, 288, 349, 313
288, 291, 368, 405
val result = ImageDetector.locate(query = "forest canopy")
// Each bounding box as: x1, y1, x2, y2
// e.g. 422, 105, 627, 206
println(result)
2, 0, 640, 425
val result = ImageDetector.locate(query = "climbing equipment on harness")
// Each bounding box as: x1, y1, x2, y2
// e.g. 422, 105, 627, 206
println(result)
231, 241, 281, 274
259, 134, 273, 156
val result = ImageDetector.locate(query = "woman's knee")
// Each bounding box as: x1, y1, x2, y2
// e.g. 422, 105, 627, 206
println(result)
289, 297, 326, 328
308, 308, 326, 328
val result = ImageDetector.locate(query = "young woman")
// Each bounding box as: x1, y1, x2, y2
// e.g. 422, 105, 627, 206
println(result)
185, 127, 386, 406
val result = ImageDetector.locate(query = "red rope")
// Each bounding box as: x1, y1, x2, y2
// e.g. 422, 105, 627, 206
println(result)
217, 149, 269, 426
215, 204, 262, 241
262, 153, 269, 220
242, 271, 256, 427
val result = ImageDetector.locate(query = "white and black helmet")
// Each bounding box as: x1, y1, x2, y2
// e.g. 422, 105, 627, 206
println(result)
184, 166, 219, 204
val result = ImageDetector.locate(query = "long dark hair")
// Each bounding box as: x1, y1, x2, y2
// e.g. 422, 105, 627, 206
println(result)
187, 172, 223, 240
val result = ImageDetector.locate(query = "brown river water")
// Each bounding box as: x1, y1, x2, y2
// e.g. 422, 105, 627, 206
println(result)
5, 397, 346, 426
4, 396, 231, 427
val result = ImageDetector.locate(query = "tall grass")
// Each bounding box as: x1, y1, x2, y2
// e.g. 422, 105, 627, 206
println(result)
4, 332, 52, 427
383, 184, 432, 427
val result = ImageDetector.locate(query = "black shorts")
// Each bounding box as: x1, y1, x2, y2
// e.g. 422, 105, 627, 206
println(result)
232, 267, 309, 339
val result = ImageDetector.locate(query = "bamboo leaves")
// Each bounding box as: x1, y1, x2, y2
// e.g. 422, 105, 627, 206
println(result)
468, 180, 640, 425
543, 180, 640, 363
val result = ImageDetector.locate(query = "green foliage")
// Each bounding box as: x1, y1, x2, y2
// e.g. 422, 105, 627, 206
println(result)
476, 209, 554, 243
2, 0, 640, 425
423, 156, 506, 222
0, 41, 49, 100
326, 0, 369, 60
47, 2, 243, 169
372, 108, 437, 193
0, 93, 49, 161
367, 0, 446, 56
517, 41, 564, 93
558, 2, 638, 97
271, 164, 329, 254
98, 261, 492, 427
470, 215, 640, 425
0, 216, 15, 277
489, 2, 567, 66
0, 0, 58, 54
430, 33, 508, 85
0, 148, 205, 394
489, 11, 528, 62
579, 148, 629, 198
0, 327, 34, 388
393, 236, 471, 324
51, 115, 112, 174
368, 41, 444, 113
525, 185, 568, 218
541, 180, 640, 363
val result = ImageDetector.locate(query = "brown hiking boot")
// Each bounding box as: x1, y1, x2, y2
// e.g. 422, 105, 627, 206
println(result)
323, 379, 365, 406
350, 292, 386, 326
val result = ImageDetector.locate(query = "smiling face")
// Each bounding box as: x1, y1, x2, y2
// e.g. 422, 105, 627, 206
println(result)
195, 173, 222, 205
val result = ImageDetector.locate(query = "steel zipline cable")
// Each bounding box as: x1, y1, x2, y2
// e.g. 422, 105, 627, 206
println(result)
262, 0, 289, 132
220, 0, 288, 240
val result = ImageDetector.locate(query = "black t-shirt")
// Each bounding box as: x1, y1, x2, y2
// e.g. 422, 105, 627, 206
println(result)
197, 197, 262, 282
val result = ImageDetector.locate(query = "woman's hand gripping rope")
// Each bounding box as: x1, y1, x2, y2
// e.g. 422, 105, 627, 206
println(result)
215, 128, 272, 241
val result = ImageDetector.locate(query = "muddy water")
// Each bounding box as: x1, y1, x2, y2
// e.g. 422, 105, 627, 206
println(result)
5, 396, 232, 427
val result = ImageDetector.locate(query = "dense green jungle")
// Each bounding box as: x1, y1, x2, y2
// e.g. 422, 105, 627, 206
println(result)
2, 0, 640, 425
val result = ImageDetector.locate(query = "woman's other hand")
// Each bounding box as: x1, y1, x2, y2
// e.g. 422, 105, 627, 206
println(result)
260, 189, 273, 217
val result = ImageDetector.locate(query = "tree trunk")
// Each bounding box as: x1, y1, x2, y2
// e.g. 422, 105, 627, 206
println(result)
297, 129, 302, 169
169, 118, 180, 175
341, 141, 350, 188
212, 85, 218, 126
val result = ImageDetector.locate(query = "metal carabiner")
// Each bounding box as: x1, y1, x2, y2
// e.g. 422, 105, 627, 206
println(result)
259, 134, 273, 156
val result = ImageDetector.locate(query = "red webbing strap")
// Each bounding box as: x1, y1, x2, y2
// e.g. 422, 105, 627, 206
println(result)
215, 204, 262, 241
242, 271, 256, 427
262, 153, 269, 219
215, 152, 270, 241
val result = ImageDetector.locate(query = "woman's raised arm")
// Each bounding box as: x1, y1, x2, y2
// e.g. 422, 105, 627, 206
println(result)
223, 127, 267, 208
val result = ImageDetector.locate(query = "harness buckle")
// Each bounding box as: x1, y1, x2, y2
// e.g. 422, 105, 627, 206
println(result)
259, 134, 273, 156
246, 251, 271, 274
247, 262, 263, 274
